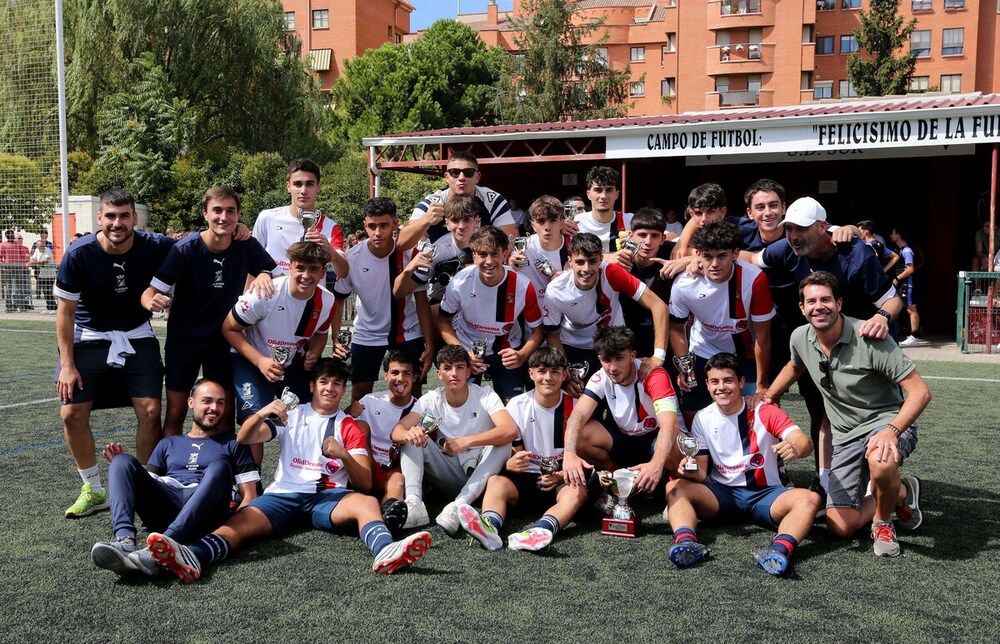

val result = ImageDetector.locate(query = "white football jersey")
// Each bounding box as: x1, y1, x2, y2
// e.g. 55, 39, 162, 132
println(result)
358, 392, 417, 468
513, 234, 570, 310
266, 406, 368, 494
542, 262, 645, 350
692, 401, 797, 488
583, 360, 678, 436
505, 391, 575, 474
231, 276, 336, 358
574, 211, 634, 252
413, 384, 505, 441
252, 206, 345, 277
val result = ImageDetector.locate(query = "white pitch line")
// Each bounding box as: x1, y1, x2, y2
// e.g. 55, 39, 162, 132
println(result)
0, 397, 59, 410
0, 328, 56, 334
923, 375, 1000, 383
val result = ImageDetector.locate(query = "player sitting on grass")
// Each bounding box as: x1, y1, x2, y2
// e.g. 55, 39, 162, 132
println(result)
348, 350, 420, 534
145, 359, 432, 580
392, 344, 517, 534
664, 353, 821, 576
90, 379, 260, 576
455, 348, 589, 552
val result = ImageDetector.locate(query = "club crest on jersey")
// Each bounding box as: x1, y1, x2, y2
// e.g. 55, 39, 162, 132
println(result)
642, 417, 658, 432
188, 452, 199, 467
241, 382, 253, 400
324, 460, 341, 475
506, 294, 514, 304
735, 319, 749, 332
748, 453, 765, 469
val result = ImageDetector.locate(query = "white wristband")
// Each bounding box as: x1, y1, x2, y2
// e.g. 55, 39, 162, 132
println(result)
653, 348, 667, 361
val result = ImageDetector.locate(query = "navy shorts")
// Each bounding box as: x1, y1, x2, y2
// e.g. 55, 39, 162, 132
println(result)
703, 478, 785, 530
562, 344, 601, 382
899, 281, 914, 306
246, 489, 353, 537
503, 471, 558, 508
164, 341, 233, 393
603, 418, 658, 469
59, 338, 164, 405
231, 353, 311, 421
468, 352, 529, 402
350, 338, 425, 384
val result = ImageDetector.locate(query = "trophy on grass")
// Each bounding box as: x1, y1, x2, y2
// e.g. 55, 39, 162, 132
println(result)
271, 345, 294, 381
268, 386, 299, 425
511, 236, 529, 268
299, 210, 319, 241
599, 468, 641, 538
414, 239, 437, 282
673, 354, 698, 389
676, 433, 703, 472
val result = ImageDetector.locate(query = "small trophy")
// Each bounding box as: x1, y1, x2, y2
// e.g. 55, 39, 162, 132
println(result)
535, 258, 554, 277
511, 236, 528, 268
563, 201, 576, 219
337, 329, 352, 348
414, 239, 437, 281
600, 468, 641, 538
673, 354, 698, 389
568, 362, 588, 382
271, 345, 294, 381
470, 339, 488, 358
538, 456, 561, 475
419, 413, 441, 447
268, 386, 299, 425
676, 433, 702, 472
621, 239, 640, 258
299, 210, 319, 241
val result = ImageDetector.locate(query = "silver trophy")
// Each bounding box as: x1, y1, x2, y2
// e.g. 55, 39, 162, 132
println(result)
676, 433, 702, 472
673, 354, 698, 389
299, 210, 319, 240
414, 239, 437, 281
599, 468, 642, 537
271, 345, 294, 381
420, 414, 441, 436
538, 456, 561, 475
268, 386, 299, 425
569, 362, 588, 382
563, 201, 576, 219
337, 329, 352, 347
470, 339, 488, 358
511, 236, 528, 268
621, 238, 640, 258
535, 258, 554, 277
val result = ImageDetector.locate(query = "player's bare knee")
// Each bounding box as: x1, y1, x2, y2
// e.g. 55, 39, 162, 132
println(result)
133, 397, 161, 422
60, 404, 90, 429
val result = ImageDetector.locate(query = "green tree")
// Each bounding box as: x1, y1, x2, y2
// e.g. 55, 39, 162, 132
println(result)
496, 0, 634, 123
0, 0, 58, 156
330, 20, 504, 143
0, 154, 52, 232
846, 0, 917, 96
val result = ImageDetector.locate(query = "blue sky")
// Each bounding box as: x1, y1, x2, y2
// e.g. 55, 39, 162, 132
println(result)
411, 0, 515, 32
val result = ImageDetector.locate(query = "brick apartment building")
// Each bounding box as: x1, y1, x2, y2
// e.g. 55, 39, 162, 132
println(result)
280, 0, 414, 90
460, 0, 1000, 115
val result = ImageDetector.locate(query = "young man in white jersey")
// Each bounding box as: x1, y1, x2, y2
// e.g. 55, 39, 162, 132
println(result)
330, 197, 434, 403
398, 151, 517, 250
669, 220, 775, 427
146, 359, 432, 579
507, 195, 571, 311
543, 232, 668, 384
561, 326, 681, 496
222, 242, 336, 462
391, 345, 517, 535
251, 158, 348, 279
665, 353, 820, 576
455, 348, 589, 552
574, 166, 635, 264
439, 226, 544, 402
349, 350, 420, 534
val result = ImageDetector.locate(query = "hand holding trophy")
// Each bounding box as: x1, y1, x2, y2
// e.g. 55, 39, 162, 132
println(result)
676, 433, 703, 472
673, 354, 698, 390
599, 468, 642, 538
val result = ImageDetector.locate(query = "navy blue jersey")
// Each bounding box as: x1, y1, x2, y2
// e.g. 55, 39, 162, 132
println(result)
55, 231, 175, 332
146, 432, 258, 486
152, 234, 276, 347
620, 240, 676, 355
762, 237, 894, 322
725, 214, 770, 253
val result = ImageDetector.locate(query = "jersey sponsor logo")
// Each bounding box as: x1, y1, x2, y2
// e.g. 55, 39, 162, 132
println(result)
748, 453, 765, 469
324, 460, 341, 475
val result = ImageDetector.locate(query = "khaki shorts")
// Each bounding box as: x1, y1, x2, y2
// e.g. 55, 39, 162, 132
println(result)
828, 425, 918, 511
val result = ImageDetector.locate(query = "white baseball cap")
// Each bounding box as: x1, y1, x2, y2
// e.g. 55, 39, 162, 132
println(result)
780, 196, 827, 227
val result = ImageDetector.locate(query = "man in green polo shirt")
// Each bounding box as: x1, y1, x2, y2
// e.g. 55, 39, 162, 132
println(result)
759, 271, 930, 557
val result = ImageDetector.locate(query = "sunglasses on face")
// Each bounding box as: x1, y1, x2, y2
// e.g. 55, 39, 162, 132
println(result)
818, 359, 831, 390
445, 167, 477, 178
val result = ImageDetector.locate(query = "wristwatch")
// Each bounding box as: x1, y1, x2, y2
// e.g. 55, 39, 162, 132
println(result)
875, 308, 891, 321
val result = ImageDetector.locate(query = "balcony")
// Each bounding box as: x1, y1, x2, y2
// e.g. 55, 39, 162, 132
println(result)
706, 43, 770, 75
721, 90, 760, 106
707, 0, 774, 30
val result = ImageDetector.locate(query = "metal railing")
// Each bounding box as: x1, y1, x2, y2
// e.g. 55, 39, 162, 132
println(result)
720, 90, 760, 106
957, 271, 999, 353
720, 0, 761, 14
718, 43, 762, 62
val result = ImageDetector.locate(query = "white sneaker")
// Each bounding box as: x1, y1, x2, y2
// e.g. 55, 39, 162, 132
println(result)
899, 335, 919, 347
435, 500, 461, 536
401, 494, 430, 529
507, 527, 553, 552
372, 531, 432, 575
456, 503, 503, 551
661, 506, 669, 522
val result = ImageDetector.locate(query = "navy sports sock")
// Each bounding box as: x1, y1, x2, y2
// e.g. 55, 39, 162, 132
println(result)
361, 521, 394, 557
483, 511, 503, 533
188, 533, 231, 568
770, 533, 798, 558
673, 526, 697, 544
534, 514, 560, 537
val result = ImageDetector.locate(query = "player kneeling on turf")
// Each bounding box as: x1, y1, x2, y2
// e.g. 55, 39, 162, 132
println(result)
146, 358, 432, 580
456, 348, 589, 552
665, 353, 821, 577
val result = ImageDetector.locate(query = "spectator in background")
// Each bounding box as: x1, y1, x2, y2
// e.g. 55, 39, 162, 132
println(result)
11, 233, 32, 311
508, 198, 528, 235
0, 230, 20, 312
890, 226, 925, 347
38, 230, 54, 250
29, 236, 58, 314
663, 208, 684, 238
973, 219, 999, 272
857, 220, 899, 274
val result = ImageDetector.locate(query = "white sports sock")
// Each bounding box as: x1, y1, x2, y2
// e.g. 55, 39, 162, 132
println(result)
79, 465, 103, 493
818, 468, 830, 492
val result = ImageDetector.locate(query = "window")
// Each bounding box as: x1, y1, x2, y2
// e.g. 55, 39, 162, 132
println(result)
312, 9, 329, 29
801, 71, 814, 90
910, 76, 930, 92
816, 36, 834, 55
817, 0, 835, 9
911, 30, 931, 57
665, 32, 677, 53
630, 81, 645, 97
803, 25, 815, 44
716, 76, 730, 93
284, 12, 295, 31
388, 26, 393, 38
596, 47, 609, 66
839, 80, 857, 98
840, 35, 859, 54
630, 46, 646, 63
841, 0, 861, 8
661, 78, 676, 97
942, 28, 964, 55
814, 81, 833, 99
945, 0, 966, 7
941, 74, 962, 92
912, 0, 932, 9
747, 74, 762, 92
